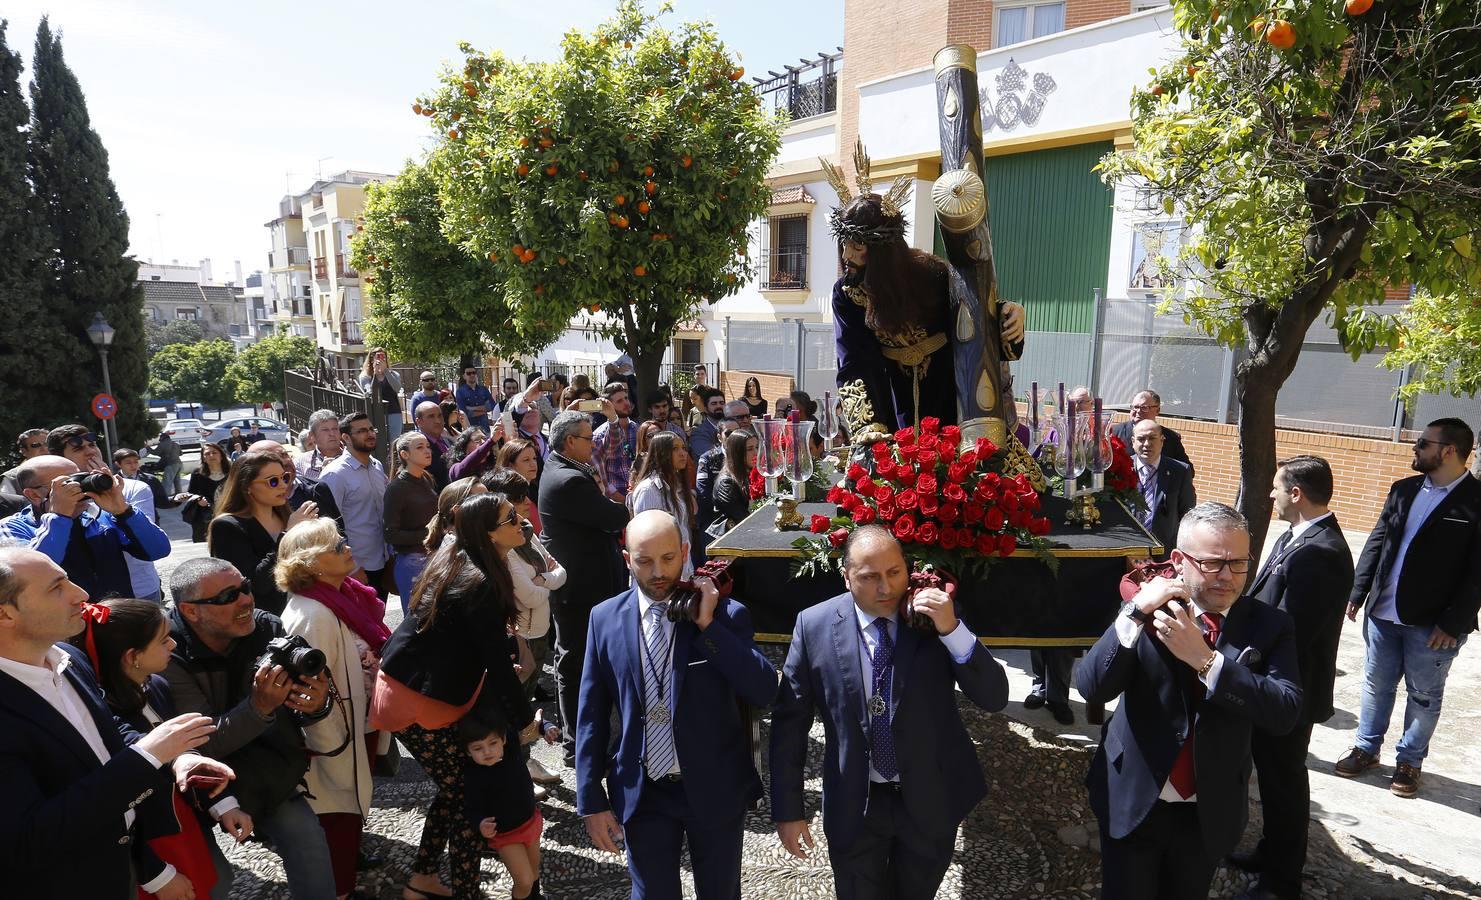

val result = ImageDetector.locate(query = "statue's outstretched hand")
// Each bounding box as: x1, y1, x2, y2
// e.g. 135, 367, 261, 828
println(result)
1000, 301, 1026, 344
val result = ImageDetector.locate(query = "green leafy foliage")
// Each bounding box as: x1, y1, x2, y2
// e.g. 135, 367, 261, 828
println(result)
355, 0, 782, 398
148, 339, 237, 411
226, 331, 317, 406
1099, 0, 1481, 541
144, 318, 206, 355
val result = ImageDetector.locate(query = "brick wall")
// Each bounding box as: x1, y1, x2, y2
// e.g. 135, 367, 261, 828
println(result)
946, 0, 1135, 58
1064, 0, 1133, 30
1139, 415, 1413, 533
841, 0, 952, 180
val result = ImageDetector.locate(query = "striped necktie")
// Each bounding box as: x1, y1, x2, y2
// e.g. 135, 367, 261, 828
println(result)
642, 602, 677, 776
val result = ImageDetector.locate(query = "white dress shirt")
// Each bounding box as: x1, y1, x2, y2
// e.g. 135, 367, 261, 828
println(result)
852, 604, 978, 783
0, 647, 174, 892
636, 589, 681, 776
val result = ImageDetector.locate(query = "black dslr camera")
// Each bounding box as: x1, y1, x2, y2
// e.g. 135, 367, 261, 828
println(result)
256, 635, 327, 680
665, 558, 736, 624
67, 471, 115, 493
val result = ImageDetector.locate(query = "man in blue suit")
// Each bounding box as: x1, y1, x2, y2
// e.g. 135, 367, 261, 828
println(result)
576, 510, 778, 900
0, 546, 234, 899
1078, 503, 1303, 899
769, 525, 1010, 900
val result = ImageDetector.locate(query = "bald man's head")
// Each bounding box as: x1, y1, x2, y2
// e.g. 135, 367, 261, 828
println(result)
249, 440, 295, 479
15, 455, 79, 511
624, 510, 686, 599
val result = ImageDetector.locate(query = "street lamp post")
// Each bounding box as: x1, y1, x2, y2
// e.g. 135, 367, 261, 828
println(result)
87, 312, 117, 461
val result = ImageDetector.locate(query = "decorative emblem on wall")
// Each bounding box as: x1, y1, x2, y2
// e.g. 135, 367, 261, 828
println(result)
978, 59, 1056, 133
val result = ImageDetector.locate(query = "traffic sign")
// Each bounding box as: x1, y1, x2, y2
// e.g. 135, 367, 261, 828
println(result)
92, 393, 118, 420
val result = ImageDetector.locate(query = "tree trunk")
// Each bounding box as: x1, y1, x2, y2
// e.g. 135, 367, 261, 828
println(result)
629, 341, 665, 414
1234, 362, 1280, 561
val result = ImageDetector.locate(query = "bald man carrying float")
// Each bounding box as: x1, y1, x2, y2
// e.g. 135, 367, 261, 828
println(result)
770, 525, 1010, 899
575, 510, 778, 900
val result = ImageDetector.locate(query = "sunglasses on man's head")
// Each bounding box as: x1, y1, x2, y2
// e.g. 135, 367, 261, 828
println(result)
65, 433, 97, 449
187, 579, 253, 606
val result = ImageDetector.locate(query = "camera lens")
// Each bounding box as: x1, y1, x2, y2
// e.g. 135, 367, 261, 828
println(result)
70, 471, 114, 493
290, 647, 327, 679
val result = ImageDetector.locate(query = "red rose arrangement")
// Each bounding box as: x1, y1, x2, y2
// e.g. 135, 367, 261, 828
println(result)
794, 416, 1056, 577
748, 465, 766, 501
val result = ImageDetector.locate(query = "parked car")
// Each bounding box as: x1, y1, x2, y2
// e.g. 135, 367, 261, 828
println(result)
204, 416, 295, 449
158, 419, 211, 450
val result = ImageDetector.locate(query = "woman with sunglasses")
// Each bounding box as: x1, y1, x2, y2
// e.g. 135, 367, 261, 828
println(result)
70, 598, 252, 900
209, 451, 318, 616
278, 519, 390, 900
385, 432, 440, 614
372, 492, 534, 900
182, 441, 232, 543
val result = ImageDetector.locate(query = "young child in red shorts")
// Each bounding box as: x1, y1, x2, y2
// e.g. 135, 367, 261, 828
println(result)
458, 707, 559, 899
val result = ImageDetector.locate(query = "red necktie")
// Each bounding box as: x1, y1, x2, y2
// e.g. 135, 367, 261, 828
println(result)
1167, 612, 1223, 799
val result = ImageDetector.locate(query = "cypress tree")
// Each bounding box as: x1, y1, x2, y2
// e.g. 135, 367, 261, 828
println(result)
0, 19, 74, 455
28, 17, 151, 447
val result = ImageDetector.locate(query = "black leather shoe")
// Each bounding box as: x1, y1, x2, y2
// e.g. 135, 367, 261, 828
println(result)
1022, 693, 1046, 710
1225, 848, 1261, 873
1047, 701, 1075, 725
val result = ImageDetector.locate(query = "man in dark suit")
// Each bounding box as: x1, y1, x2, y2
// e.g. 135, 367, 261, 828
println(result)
541, 410, 632, 766
770, 525, 1010, 899
1228, 456, 1354, 899
1338, 417, 1481, 798
577, 510, 777, 899
1130, 419, 1196, 559
1112, 389, 1194, 476
0, 546, 233, 899
1078, 502, 1303, 899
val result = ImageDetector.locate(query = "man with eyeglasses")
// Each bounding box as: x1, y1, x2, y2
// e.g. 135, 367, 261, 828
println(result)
313, 412, 390, 600
0, 447, 171, 603
163, 556, 338, 899
455, 366, 494, 430
1111, 389, 1194, 476
1, 428, 50, 494
1079, 502, 1301, 900
1339, 417, 1481, 799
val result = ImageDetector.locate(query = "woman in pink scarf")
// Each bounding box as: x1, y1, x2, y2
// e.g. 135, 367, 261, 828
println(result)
276, 518, 391, 900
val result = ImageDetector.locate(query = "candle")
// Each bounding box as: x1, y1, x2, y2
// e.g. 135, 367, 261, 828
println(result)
1058, 382, 1065, 416
1030, 381, 1039, 429
1093, 398, 1103, 467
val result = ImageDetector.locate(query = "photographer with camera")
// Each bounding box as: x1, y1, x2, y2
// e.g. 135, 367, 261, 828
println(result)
576, 510, 776, 899
163, 557, 339, 900
0, 449, 171, 602
769, 525, 1008, 900
1078, 502, 1302, 899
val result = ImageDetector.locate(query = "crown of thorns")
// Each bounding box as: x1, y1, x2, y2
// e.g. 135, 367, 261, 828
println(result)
822, 138, 913, 245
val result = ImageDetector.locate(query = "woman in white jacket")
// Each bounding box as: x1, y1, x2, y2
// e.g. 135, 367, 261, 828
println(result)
486, 468, 566, 789
276, 518, 392, 900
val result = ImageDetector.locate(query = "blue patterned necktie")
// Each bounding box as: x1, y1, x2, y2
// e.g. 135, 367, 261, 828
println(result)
1139, 463, 1157, 528
643, 602, 677, 776
869, 617, 898, 780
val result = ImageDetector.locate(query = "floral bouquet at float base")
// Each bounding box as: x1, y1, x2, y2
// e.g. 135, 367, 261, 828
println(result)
791, 416, 1058, 577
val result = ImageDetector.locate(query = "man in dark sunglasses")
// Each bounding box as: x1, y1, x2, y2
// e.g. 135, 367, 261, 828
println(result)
1, 428, 49, 495
164, 556, 336, 898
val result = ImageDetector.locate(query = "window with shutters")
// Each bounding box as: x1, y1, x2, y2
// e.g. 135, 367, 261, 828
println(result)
760, 213, 809, 290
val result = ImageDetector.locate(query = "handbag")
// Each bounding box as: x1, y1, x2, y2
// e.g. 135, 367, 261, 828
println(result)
371, 730, 401, 777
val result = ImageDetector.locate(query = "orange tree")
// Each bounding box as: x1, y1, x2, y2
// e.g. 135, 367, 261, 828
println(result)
1099, 0, 1481, 550
357, 0, 782, 396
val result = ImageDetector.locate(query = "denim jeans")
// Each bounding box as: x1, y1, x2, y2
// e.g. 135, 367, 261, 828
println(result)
1355, 615, 1467, 767
393, 551, 427, 614
254, 793, 338, 900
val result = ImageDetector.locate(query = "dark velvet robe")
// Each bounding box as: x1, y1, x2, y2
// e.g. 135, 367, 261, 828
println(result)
832, 278, 959, 429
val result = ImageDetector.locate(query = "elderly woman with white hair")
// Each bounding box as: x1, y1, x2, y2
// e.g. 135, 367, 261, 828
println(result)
276, 518, 391, 900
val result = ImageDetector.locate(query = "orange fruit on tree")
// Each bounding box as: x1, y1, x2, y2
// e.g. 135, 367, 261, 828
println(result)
448, 129, 459, 139
608, 213, 619, 225
1265, 19, 1296, 48
412, 103, 423, 115
681, 155, 692, 168
615, 194, 626, 205
519, 136, 530, 147
557, 256, 568, 265
636, 201, 650, 214
624, 40, 632, 48
1249, 16, 1267, 36
643, 165, 655, 177
523, 249, 537, 263
512, 243, 525, 255
1345, 0, 1373, 14
545, 165, 559, 176
578, 170, 589, 181
616, 215, 630, 228
487, 251, 498, 262
729, 68, 744, 81
589, 303, 601, 313
1151, 83, 1165, 97
539, 138, 553, 148
633, 265, 647, 276
1186, 64, 1198, 78
517, 163, 530, 176
645, 181, 657, 196
534, 284, 544, 295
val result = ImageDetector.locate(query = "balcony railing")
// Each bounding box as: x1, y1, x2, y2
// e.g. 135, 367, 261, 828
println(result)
313, 257, 328, 280
336, 254, 357, 279
340, 319, 364, 345
269, 247, 310, 268
755, 50, 841, 121
759, 248, 808, 290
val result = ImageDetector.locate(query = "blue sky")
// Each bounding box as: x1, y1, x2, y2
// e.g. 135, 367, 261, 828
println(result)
3, 0, 842, 280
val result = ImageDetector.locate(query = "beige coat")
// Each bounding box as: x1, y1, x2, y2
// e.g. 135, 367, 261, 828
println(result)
280, 590, 372, 817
